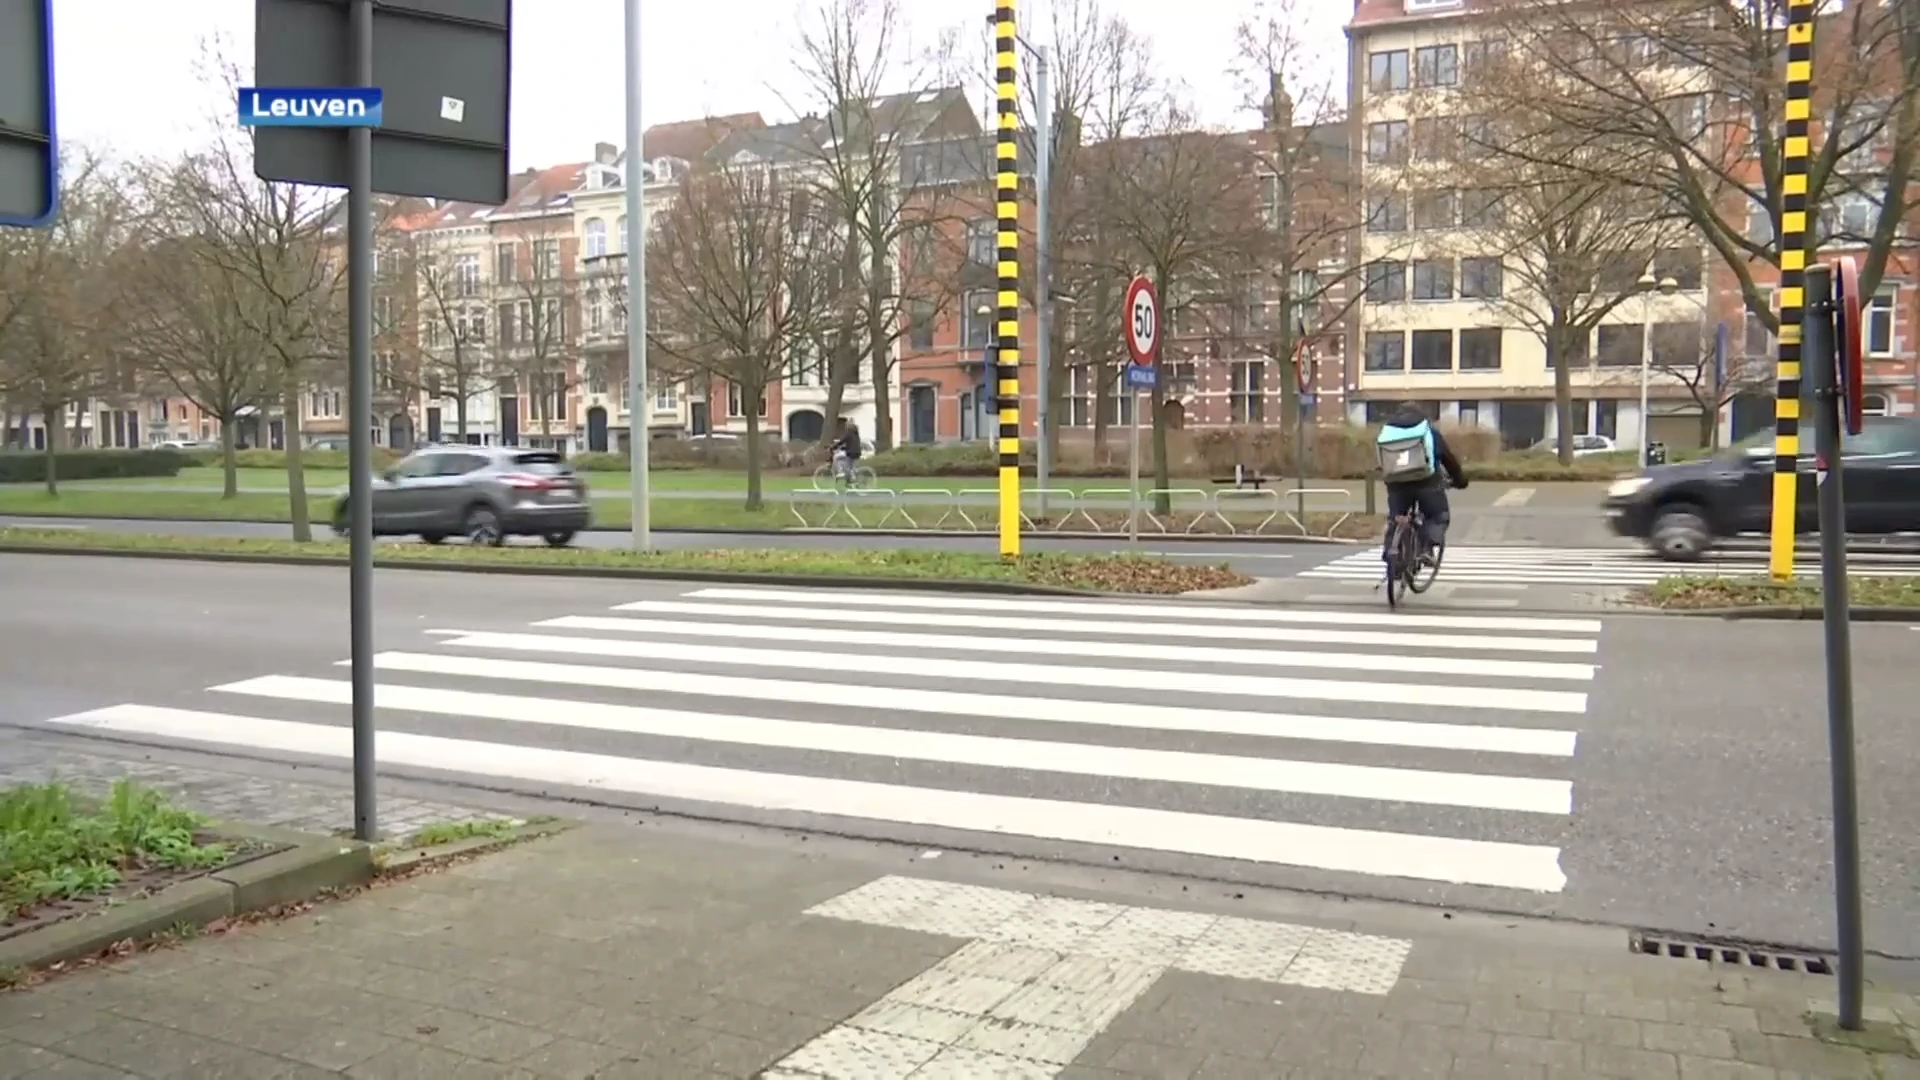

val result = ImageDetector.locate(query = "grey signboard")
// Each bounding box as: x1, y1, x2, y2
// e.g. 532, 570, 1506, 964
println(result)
0, 0, 57, 226
254, 0, 511, 204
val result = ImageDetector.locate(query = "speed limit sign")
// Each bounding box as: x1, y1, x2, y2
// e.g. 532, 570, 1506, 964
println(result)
1123, 275, 1159, 367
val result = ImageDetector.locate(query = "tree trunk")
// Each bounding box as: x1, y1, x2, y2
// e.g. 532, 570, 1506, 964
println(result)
1697, 401, 1716, 448
39, 403, 59, 497
454, 371, 470, 440
282, 377, 312, 543
70, 397, 85, 449
866, 274, 892, 451
220, 416, 239, 498
1550, 325, 1576, 466
742, 383, 764, 512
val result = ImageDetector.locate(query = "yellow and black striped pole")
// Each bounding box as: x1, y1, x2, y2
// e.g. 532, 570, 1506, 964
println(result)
994, 0, 1023, 559
1770, 0, 1816, 580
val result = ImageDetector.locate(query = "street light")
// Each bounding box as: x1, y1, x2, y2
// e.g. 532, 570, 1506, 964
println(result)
1637, 272, 1680, 468
622, 0, 650, 550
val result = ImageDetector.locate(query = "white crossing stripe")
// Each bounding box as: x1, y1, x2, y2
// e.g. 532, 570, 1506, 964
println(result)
1298, 544, 1920, 586
43, 704, 1572, 892
667, 587, 1605, 633
363, 652, 1579, 757
209, 676, 1572, 813
531, 615, 1598, 682
39, 587, 1602, 897
1491, 487, 1536, 507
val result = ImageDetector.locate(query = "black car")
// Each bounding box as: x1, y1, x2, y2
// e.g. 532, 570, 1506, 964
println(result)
1602, 416, 1920, 559
330, 445, 592, 546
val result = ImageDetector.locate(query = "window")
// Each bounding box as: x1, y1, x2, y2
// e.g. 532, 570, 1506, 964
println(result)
1652, 247, 1704, 291
1746, 203, 1775, 246
1365, 193, 1407, 233
1459, 257, 1504, 298
1862, 393, 1891, 417
1459, 189, 1503, 227
962, 289, 994, 348
586, 366, 607, 396
1820, 192, 1879, 244
1837, 102, 1890, 173
1365, 332, 1405, 371
1649, 321, 1703, 369
1066, 366, 1133, 427
725, 381, 766, 417
1368, 50, 1408, 93
494, 302, 517, 345
587, 289, 604, 335
454, 253, 481, 297
494, 243, 517, 283
374, 295, 393, 333
966, 220, 996, 265
1458, 328, 1503, 370
462, 306, 487, 344
1868, 291, 1895, 357
1364, 261, 1406, 303
307, 389, 342, 419
1412, 117, 1457, 160
655, 383, 678, 411
540, 298, 563, 342
614, 215, 627, 252
1230, 361, 1265, 423
1413, 189, 1456, 230
1596, 253, 1650, 296
1661, 95, 1707, 139
375, 351, 400, 392
1463, 39, 1505, 72
1415, 44, 1458, 88
533, 239, 560, 280
1744, 301, 1775, 358
1596, 324, 1642, 367
1367, 121, 1409, 164
1457, 115, 1493, 158
908, 299, 935, 349
1410, 329, 1453, 371
583, 219, 608, 259
1411, 259, 1454, 300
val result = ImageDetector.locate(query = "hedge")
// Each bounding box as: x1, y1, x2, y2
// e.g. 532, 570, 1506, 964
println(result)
0, 449, 190, 483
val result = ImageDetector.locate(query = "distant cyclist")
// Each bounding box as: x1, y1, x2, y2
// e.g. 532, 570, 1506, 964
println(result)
1375, 402, 1468, 567
830, 417, 863, 485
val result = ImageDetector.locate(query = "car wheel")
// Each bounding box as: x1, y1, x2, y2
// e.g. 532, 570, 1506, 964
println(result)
330, 508, 348, 537
543, 530, 576, 548
1650, 505, 1710, 561
464, 506, 505, 547
419, 533, 446, 545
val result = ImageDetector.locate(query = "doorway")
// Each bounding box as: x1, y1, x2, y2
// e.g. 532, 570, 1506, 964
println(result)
786, 409, 825, 443
908, 384, 936, 444
586, 406, 609, 452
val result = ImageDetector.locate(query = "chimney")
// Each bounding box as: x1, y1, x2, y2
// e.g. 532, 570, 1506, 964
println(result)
595, 141, 618, 165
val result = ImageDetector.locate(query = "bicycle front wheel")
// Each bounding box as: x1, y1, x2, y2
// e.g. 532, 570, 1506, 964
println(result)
851, 466, 877, 490
811, 463, 835, 489
1408, 539, 1444, 594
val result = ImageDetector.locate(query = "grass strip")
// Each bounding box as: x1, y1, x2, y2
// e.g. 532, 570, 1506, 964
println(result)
0, 527, 1253, 594
2, 781, 230, 919
1635, 574, 1920, 609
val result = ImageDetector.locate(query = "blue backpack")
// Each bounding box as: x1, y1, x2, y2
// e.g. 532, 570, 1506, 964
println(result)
1376, 420, 1437, 483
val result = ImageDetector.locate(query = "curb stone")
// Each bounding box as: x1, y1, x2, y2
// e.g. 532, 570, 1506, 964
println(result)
0, 822, 372, 974
1637, 604, 1920, 621
0, 543, 1131, 596
0, 510, 1369, 545
373, 817, 575, 874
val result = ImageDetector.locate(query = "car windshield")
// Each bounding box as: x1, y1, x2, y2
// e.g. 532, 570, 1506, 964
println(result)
508, 451, 572, 476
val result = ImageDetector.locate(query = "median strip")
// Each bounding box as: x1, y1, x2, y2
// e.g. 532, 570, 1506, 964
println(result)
0, 527, 1253, 595
1631, 575, 1920, 618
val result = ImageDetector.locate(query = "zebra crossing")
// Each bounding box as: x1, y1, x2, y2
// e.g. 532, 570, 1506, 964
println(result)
1298, 544, 1920, 587
42, 586, 1600, 898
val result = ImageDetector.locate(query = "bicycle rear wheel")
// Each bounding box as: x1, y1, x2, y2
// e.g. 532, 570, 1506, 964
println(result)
851, 466, 877, 490
811, 462, 835, 489
1408, 537, 1444, 594
1385, 519, 1415, 609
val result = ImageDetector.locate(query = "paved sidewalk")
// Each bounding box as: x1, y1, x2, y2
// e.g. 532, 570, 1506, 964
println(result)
2, 824, 1914, 1079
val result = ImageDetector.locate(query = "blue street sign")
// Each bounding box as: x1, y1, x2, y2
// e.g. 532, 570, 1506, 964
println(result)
1713, 321, 1729, 392
1299, 392, 1317, 406
1125, 364, 1157, 390
0, 0, 59, 226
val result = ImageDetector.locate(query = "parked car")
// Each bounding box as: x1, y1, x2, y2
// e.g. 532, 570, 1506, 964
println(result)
330, 445, 590, 546
1529, 434, 1618, 457
1601, 416, 1920, 559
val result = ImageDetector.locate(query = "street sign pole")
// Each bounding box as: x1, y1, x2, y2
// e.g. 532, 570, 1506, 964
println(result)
0, 0, 58, 227
345, 0, 378, 843
1122, 275, 1159, 548
623, 0, 650, 551
1808, 260, 1866, 1030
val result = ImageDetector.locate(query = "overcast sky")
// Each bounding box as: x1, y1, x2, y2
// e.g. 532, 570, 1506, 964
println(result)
52, 0, 1347, 172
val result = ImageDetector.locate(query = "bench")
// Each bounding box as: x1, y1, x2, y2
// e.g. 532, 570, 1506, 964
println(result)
1211, 465, 1276, 490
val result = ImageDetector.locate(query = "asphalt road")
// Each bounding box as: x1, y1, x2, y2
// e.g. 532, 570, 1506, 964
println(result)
3, 552, 1914, 959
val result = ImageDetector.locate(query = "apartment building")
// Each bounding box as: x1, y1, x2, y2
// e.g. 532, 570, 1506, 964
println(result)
1346, 0, 1918, 450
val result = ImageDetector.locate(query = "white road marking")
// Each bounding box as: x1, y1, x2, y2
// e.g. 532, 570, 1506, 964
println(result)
42, 705, 1572, 891
1491, 487, 1537, 507
768, 876, 1410, 1077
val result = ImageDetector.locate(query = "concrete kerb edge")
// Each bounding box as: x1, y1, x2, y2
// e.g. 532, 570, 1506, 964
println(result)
372, 817, 577, 873
0, 823, 372, 975
0, 543, 1106, 596
1636, 603, 1920, 621
0, 510, 1368, 545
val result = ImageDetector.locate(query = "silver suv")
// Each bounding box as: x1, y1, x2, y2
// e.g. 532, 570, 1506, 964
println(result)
330, 446, 591, 546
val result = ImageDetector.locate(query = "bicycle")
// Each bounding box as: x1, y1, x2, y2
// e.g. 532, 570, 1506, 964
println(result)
1382, 504, 1445, 609
812, 447, 877, 491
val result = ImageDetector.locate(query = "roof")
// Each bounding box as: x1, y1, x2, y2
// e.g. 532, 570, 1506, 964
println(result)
709, 86, 978, 165
488, 162, 589, 220
633, 113, 765, 164
1348, 0, 1483, 33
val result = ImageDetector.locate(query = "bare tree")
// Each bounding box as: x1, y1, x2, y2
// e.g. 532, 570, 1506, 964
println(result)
1645, 321, 1771, 447
404, 229, 494, 441
0, 156, 130, 493
647, 164, 845, 507
491, 222, 581, 443
1083, 99, 1271, 505
1476, 0, 1920, 331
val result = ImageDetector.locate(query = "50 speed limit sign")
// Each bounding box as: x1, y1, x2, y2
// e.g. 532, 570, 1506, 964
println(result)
1123, 275, 1159, 366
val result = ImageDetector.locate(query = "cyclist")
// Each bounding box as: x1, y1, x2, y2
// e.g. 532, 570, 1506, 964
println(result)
1374, 402, 1468, 568
829, 417, 863, 486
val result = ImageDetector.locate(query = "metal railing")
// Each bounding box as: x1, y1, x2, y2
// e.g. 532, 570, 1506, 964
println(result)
782, 482, 1361, 538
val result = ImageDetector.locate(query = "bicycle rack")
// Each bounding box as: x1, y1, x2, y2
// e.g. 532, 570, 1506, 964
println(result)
1208, 488, 1282, 535
955, 487, 1003, 531
1280, 487, 1356, 537
786, 490, 840, 528
1022, 488, 1079, 532
880, 488, 961, 530
1144, 488, 1210, 533
823, 488, 896, 529
1073, 488, 1133, 533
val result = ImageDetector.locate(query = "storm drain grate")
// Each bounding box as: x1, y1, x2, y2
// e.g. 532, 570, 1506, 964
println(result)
1629, 931, 1834, 975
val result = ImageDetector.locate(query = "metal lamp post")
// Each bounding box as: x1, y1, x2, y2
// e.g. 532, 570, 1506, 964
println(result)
1636, 274, 1680, 467
622, 0, 651, 550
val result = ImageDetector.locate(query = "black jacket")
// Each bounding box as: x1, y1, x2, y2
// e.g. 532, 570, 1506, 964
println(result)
1385, 407, 1467, 488
831, 428, 862, 458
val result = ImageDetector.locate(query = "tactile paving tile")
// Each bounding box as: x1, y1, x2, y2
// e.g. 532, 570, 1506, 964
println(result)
1279, 928, 1414, 994
1174, 915, 1313, 983
768, 1025, 943, 1080
908, 1045, 1059, 1079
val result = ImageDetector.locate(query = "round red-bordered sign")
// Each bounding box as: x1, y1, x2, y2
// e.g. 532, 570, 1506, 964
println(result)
1833, 255, 1865, 436
1293, 335, 1314, 393
1123, 275, 1159, 367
